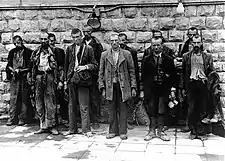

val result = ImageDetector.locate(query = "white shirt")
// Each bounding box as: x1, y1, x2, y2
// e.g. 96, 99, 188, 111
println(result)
74, 45, 80, 70
38, 51, 50, 72
86, 40, 92, 45
112, 50, 119, 65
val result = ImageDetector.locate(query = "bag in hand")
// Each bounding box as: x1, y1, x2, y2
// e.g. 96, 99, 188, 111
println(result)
73, 70, 92, 87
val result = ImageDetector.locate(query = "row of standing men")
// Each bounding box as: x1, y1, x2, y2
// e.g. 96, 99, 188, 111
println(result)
5, 26, 223, 141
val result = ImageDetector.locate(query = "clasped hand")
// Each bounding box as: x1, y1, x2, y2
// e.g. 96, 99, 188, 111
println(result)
74, 66, 86, 72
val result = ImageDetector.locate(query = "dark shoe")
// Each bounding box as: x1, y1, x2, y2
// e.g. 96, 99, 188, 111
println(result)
34, 129, 49, 134
157, 131, 170, 141
92, 123, 100, 129
106, 133, 117, 139
120, 134, 128, 140
83, 131, 93, 138
188, 133, 197, 140
127, 123, 135, 130
6, 121, 17, 126
18, 121, 25, 126
144, 129, 156, 141
64, 130, 77, 136
181, 125, 190, 132
50, 128, 59, 135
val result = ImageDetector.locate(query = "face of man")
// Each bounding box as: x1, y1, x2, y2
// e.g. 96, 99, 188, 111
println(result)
40, 33, 49, 48
49, 36, 56, 47
71, 31, 83, 45
187, 29, 198, 39
83, 26, 92, 41
151, 38, 163, 54
118, 35, 127, 49
14, 37, 23, 49
192, 36, 202, 52
110, 35, 120, 51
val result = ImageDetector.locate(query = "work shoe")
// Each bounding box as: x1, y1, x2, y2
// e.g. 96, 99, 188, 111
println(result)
6, 121, 17, 126
50, 128, 59, 135
188, 133, 197, 140
180, 125, 190, 132
120, 134, 128, 140
18, 120, 25, 126
106, 133, 117, 139
34, 129, 49, 134
144, 129, 156, 141
198, 135, 207, 141
157, 131, 170, 141
92, 123, 100, 129
64, 130, 77, 136
83, 131, 93, 138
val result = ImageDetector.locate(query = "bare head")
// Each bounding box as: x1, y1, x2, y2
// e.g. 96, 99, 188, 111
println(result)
151, 37, 163, 55
40, 32, 49, 48
110, 34, 120, 51
71, 28, 83, 46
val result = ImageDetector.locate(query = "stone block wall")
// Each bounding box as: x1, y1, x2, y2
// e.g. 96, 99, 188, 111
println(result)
0, 2, 225, 115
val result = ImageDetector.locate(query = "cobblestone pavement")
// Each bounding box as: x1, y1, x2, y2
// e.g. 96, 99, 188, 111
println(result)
0, 118, 224, 161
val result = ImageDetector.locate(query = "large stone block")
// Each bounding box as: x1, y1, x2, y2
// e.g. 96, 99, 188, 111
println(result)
164, 42, 177, 52
7, 19, 20, 32
39, 10, 55, 20
119, 31, 136, 42
39, 19, 51, 31
20, 20, 39, 32
212, 43, 225, 52
197, 5, 215, 16
15, 10, 38, 20
0, 62, 7, 71
136, 32, 152, 43
55, 9, 73, 19
5, 44, 15, 52
214, 62, 225, 72
61, 32, 73, 43
190, 17, 206, 29
185, 6, 197, 17
175, 17, 189, 30
112, 18, 127, 32
2, 93, 10, 101
127, 18, 149, 31
154, 7, 173, 17
215, 5, 225, 16
141, 7, 154, 17
50, 19, 66, 32
0, 21, 7, 32
24, 44, 40, 51
122, 7, 138, 18
202, 30, 218, 42
64, 19, 81, 30
218, 30, 225, 42
24, 32, 41, 44
203, 43, 213, 53
1, 33, 12, 44
0, 44, 8, 55
220, 84, 225, 97
100, 19, 113, 31
169, 30, 184, 42
72, 10, 85, 20
211, 53, 219, 62
158, 18, 175, 30
105, 8, 122, 18
1, 11, 15, 20
218, 52, 225, 62
127, 43, 144, 51
148, 18, 159, 30
206, 16, 223, 29
218, 72, 225, 83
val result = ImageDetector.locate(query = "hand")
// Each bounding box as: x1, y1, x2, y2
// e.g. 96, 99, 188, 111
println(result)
182, 89, 186, 97
64, 83, 67, 91
140, 91, 144, 99
75, 66, 86, 72
174, 58, 182, 68
46, 66, 52, 71
14, 69, 20, 74
131, 88, 136, 98
101, 89, 106, 99
57, 82, 63, 90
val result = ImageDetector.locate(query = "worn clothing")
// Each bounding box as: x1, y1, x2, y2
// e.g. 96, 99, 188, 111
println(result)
6, 46, 32, 124
99, 49, 137, 102
30, 46, 57, 129
64, 43, 97, 133
108, 83, 128, 135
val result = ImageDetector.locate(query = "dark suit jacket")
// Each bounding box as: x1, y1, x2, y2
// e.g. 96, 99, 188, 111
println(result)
141, 48, 177, 100
182, 51, 214, 91
53, 47, 65, 83
6, 46, 33, 80
124, 45, 140, 95
64, 43, 98, 84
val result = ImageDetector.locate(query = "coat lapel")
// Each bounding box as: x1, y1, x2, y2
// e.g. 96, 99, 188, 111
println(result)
118, 49, 125, 67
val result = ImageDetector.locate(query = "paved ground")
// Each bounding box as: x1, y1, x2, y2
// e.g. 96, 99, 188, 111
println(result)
0, 118, 224, 161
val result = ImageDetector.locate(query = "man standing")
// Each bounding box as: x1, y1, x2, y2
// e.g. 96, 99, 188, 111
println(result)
142, 37, 177, 141
6, 35, 33, 126
29, 32, 58, 135
64, 28, 97, 137
118, 33, 140, 128
182, 34, 214, 140
48, 33, 68, 123
99, 33, 137, 140
83, 25, 103, 129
